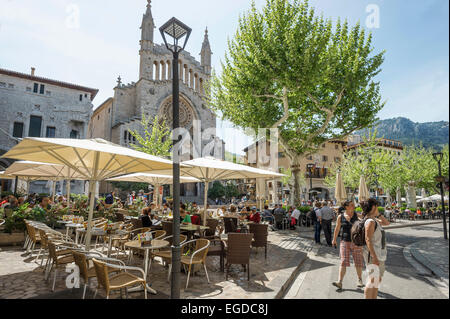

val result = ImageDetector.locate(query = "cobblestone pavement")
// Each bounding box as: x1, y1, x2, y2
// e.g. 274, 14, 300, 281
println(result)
285, 223, 449, 299
0, 229, 313, 299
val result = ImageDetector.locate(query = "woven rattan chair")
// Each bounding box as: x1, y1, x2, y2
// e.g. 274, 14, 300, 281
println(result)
92, 258, 147, 299
130, 217, 143, 229
25, 222, 41, 256
225, 233, 253, 281
249, 223, 268, 260
36, 229, 71, 266
72, 250, 122, 299
162, 221, 173, 237
223, 217, 238, 233
180, 239, 210, 289
207, 238, 225, 272
46, 241, 79, 291
151, 234, 188, 281
196, 219, 219, 241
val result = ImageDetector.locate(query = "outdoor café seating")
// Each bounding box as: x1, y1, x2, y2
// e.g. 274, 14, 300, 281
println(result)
225, 233, 253, 281
180, 239, 211, 289
92, 258, 148, 300
248, 223, 268, 260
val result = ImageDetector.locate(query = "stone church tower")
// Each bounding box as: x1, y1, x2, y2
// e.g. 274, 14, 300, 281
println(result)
97, 0, 222, 201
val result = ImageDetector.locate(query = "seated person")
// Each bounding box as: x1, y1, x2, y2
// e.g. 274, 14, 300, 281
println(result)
180, 208, 191, 224
261, 205, 274, 224
249, 207, 261, 224
163, 203, 172, 215
140, 207, 153, 228
150, 213, 161, 226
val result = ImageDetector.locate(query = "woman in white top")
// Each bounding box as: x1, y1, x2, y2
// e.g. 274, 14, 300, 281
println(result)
362, 198, 390, 299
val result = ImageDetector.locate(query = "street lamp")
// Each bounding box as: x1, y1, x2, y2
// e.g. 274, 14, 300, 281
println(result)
160, 17, 192, 299
433, 152, 448, 240
307, 164, 314, 201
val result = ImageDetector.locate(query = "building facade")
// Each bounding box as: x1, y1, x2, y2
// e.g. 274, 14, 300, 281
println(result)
0, 67, 98, 194
243, 139, 346, 204
89, 0, 222, 202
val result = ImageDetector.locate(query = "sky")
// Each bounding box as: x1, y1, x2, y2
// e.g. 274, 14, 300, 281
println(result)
0, 0, 448, 155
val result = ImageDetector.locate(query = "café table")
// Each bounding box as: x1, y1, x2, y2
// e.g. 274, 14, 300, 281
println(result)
180, 224, 209, 241
124, 239, 170, 295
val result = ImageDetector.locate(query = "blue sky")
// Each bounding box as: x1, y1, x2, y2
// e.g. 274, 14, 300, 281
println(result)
0, 0, 448, 154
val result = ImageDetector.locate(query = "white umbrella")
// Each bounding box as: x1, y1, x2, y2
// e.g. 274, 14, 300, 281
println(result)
2, 137, 173, 250
255, 178, 268, 211
5, 161, 88, 201
335, 171, 347, 206
107, 173, 199, 208
358, 176, 370, 203
152, 157, 285, 225
0, 171, 15, 180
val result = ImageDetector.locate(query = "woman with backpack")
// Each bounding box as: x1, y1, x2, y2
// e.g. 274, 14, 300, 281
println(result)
331, 201, 365, 290
361, 198, 390, 299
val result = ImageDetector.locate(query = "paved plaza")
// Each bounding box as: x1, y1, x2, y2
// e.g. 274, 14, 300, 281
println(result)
0, 229, 312, 299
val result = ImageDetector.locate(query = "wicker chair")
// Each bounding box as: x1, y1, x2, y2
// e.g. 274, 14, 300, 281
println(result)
225, 233, 253, 281
36, 229, 71, 266
92, 258, 148, 299
71, 251, 122, 299
248, 223, 268, 260
197, 219, 219, 241
181, 239, 211, 289
207, 238, 225, 272
115, 212, 125, 222
131, 217, 143, 229
46, 241, 78, 291
25, 223, 41, 257
223, 217, 238, 233
162, 221, 173, 237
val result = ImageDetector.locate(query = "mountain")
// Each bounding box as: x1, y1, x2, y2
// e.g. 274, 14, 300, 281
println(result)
356, 117, 449, 150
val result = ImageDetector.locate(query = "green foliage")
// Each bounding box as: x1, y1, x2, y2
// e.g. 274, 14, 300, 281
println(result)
111, 182, 149, 194
129, 114, 172, 158
299, 206, 311, 214
209, 0, 385, 204
225, 182, 240, 198
208, 181, 225, 200
4, 203, 47, 233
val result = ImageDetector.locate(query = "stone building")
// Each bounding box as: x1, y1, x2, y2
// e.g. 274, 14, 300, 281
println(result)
243, 139, 346, 204
89, 0, 222, 202
0, 67, 98, 194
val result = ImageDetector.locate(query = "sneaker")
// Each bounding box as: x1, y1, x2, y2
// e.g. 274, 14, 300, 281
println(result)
357, 278, 365, 288
332, 281, 343, 290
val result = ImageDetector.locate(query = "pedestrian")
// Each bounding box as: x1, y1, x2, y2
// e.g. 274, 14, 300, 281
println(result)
331, 201, 365, 290
319, 201, 335, 246
361, 198, 390, 299
312, 202, 322, 244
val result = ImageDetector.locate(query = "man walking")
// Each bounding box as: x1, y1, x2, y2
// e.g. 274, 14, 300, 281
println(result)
320, 201, 335, 246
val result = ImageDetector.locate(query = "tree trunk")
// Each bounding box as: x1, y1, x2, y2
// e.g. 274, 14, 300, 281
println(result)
291, 157, 303, 207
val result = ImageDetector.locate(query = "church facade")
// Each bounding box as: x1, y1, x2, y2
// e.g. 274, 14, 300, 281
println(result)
89, 0, 223, 202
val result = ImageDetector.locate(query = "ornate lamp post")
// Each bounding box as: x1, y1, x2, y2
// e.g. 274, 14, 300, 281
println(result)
160, 17, 192, 299
433, 152, 448, 240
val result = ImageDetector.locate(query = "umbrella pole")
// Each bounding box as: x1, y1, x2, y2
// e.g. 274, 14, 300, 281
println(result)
66, 180, 71, 203
203, 181, 209, 226
51, 180, 56, 202
84, 180, 96, 251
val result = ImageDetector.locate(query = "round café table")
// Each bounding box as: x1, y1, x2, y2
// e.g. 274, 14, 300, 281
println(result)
124, 239, 169, 295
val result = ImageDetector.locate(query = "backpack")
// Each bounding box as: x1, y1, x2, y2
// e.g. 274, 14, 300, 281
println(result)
307, 208, 317, 223
351, 218, 377, 246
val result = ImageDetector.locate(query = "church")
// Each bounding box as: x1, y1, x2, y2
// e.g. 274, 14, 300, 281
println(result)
89, 0, 224, 202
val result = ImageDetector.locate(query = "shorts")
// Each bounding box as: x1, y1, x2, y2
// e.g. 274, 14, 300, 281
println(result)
364, 254, 386, 279
340, 241, 364, 268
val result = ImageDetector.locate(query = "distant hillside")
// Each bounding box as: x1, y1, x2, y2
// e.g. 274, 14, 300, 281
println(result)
356, 117, 449, 150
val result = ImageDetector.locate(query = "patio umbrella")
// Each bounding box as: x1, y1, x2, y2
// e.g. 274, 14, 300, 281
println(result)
2, 137, 173, 250
5, 161, 87, 201
255, 178, 268, 211
107, 173, 199, 208
334, 171, 347, 206
385, 189, 392, 207
358, 176, 370, 203
0, 171, 15, 180
152, 157, 285, 225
